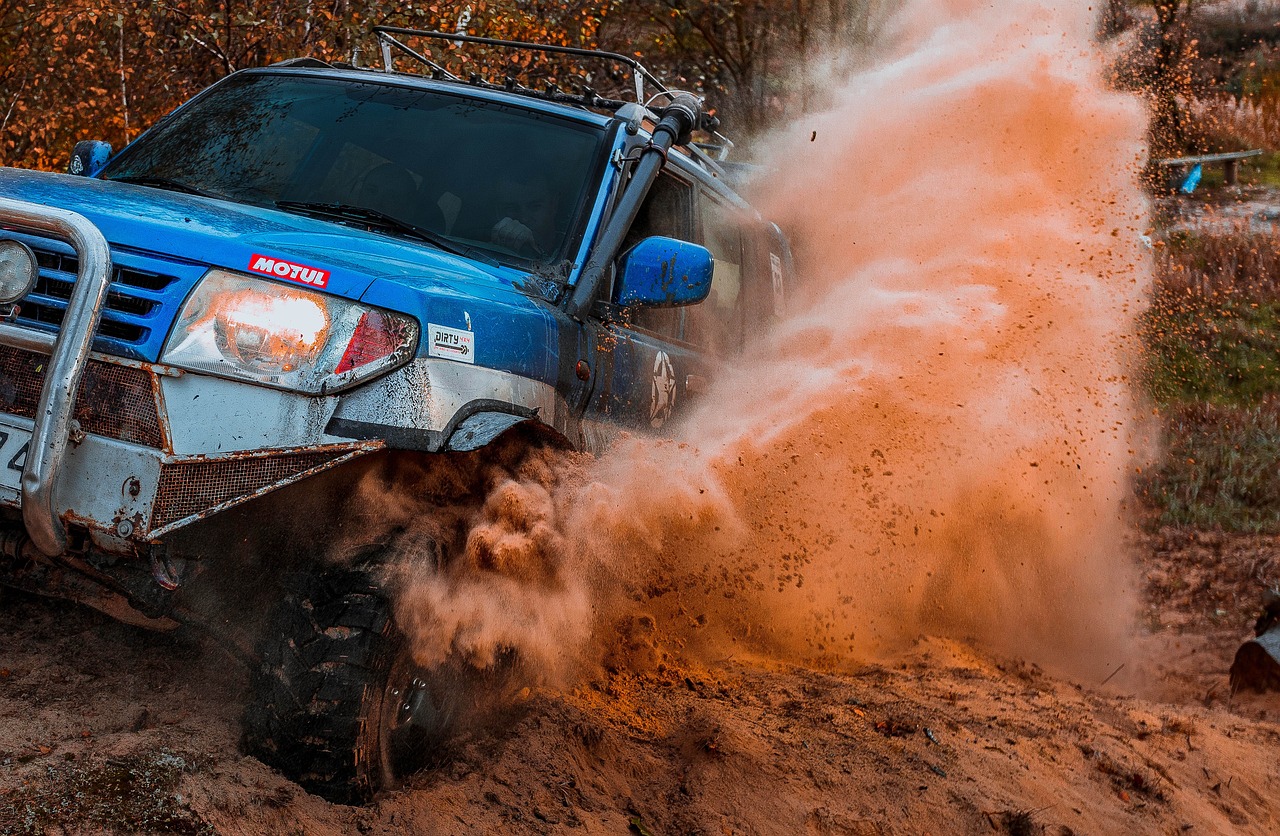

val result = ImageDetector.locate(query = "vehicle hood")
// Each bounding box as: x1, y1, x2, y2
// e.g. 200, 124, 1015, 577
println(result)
0, 168, 528, 299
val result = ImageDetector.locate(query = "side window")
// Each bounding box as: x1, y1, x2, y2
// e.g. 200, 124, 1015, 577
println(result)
684, 195, 745, 354
619, 172, 694, 338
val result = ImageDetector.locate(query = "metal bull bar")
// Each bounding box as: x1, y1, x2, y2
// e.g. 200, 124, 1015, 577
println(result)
0, 197, 112, 557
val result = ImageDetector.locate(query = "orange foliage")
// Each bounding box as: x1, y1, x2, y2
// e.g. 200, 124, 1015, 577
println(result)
0, 1, 616, 171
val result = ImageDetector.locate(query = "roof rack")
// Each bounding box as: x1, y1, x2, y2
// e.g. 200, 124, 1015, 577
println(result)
371, 26, 733, 163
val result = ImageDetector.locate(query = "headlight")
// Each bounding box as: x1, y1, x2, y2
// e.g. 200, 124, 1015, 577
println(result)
162, 269, 419, 394
0, 240, 37, 304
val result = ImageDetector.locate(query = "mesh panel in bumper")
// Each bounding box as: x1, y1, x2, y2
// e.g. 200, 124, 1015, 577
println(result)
150, 451, 346, 530
0, 344, 164, 448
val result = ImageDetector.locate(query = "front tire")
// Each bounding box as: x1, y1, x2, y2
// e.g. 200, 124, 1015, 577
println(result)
242, 568, 459, 804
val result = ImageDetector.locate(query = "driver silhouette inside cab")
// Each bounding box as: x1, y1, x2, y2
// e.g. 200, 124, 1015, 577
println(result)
490, 172, 559, 257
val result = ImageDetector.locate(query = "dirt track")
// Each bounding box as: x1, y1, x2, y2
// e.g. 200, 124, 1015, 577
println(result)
0, 529, 1277, 835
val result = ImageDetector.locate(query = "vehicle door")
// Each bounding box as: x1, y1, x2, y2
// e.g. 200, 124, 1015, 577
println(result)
581, 166, 763, 444
733, 212, 793, 339
682, 188, 751, 397
581, 170, 705, 445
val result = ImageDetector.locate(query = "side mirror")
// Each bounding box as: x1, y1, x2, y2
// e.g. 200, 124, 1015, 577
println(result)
615, 236, 713, 308
68, 140, 113, 177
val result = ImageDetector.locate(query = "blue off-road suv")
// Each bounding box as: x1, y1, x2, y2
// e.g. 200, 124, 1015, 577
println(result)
0, 29, 791, 802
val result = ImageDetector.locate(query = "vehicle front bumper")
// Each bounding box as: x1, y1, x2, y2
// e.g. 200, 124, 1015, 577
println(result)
0, 197, 381, 557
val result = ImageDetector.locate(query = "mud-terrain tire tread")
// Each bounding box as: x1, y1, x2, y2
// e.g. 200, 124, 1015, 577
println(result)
243, 568, 393, 805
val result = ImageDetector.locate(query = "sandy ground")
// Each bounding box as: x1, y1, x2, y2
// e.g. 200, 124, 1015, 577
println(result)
0, 528, 1277, 835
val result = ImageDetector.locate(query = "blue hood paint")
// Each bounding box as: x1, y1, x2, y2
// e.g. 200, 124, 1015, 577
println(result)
0, 168, 563, 383
0, 168, 525, 292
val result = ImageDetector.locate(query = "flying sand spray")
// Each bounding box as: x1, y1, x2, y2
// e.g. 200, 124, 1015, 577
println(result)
388, 0, 1154, 682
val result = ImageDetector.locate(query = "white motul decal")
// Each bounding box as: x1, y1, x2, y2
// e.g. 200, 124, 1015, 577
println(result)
247, 254, 330, 288
428, 323, 475, 364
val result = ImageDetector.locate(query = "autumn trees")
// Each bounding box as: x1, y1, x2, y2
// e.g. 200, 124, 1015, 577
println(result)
1147, 0, 1200, 156
0, 2, 608, 169
603, 0, 882, 134
1106, 0, 1280, 159
1, 1, 888, 170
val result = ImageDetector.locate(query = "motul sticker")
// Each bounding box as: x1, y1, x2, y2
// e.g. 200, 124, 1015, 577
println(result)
247, 254, 330, 288
428, 323, 474, 364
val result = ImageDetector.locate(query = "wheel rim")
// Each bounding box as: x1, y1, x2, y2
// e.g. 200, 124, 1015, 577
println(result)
376, 651, 455, 782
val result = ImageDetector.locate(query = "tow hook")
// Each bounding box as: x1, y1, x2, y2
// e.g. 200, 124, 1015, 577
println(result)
150, 550, 181, 591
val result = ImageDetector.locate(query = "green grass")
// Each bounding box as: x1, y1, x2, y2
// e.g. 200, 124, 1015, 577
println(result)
1140, 402, 1280, 532
1240, 151, 1280, 189
1142, 294, 1280, 406
1142, 228, 1280, 531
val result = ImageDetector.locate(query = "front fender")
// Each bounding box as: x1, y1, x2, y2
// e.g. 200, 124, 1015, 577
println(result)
325, 358, 577, 452
444, 409, 532, 452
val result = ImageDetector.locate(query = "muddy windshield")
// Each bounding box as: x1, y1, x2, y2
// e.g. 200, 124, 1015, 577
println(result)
101, 72, 608, 269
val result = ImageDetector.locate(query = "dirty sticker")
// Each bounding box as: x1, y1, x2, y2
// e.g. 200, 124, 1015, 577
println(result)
247, 254, 330, 289
428, 323, 475, 364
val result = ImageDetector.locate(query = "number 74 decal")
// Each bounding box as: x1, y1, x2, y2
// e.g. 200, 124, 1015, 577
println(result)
0, 430, 28, 472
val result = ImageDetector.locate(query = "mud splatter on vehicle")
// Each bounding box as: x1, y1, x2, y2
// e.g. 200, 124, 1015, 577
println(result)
0, 29, 788, 803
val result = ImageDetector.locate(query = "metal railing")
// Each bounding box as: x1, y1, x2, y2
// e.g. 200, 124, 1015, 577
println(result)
0, 197, 112, 556
373, 26, 664, 104
371, 26, 734, 162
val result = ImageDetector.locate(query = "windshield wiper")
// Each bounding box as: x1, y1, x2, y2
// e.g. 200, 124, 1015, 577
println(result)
108, 175, 221, 199
274, 200, 483, 261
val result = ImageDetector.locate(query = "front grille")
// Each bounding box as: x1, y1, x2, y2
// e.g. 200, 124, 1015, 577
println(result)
0, 345, 164, 448
151, 451, 345, 530
19, 247, 178, 347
